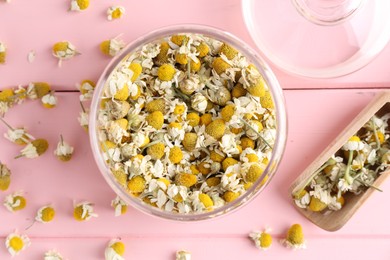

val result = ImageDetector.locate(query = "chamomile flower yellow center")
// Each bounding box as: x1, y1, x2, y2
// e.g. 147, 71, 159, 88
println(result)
182, 133, 198, 151
155, 41, 170, 65
175, 173, 197, 188
246, 164, 263, 182
158, 64, 176, 81
146, 111, 164, 130
36, 206, 56, 223
223, 191, 239, 202
169, 146, 183, 164
127, 175, 146, 193
147, 143, 165, 160
170, 35, 188, 46
285, 224, 305, 248
199, 193, 213, 209
205, 119, 226, 140
219, 43, 238, 60
212, 57, 231, 75
196, 42, 209, 58
206, 177, 221, 187
145, 98, 165, 113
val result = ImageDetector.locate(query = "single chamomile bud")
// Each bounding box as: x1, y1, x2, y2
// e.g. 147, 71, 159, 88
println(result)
0, 162, 11, 191
282, 223, 306, 250
73, 201, 98, 221
35, 205, 56, 223
16, 139, 49, 159
3, 191, 26, 212
41, 92, 58, 109
44, 249, 64, 260
111, 196, 128, 217
78, 101, 89, 131
54, 135, 74, 162
107, 6, 125, 20
176, 250, 191, 260
191, 92, 208, 113
69, 0, 89, 11
77, 80, 95, 101
0, 42, 7, 64
0, 118, 33, 145
5, 231, 31, 256
249, 228, 273, 250
52, 41, 79, 66
105, 239, 125, 260
100, 37, 125, 57
27, 82, 51, 100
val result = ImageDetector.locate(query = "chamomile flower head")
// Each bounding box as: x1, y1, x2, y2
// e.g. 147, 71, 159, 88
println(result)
0, 162, 11, 191
175, 173, 197, 188
176, 250, 191, 260
1, 118, 33, 145
157, 63, 176, 81
191, 92, 208, 113
5, 231, 31, 256
100, 37, 125, 57
145, 98, 166, 113
105, 239, 125, 260
169, 146, 184, 164
282, 224, 306, 250
79, 101, 89, 131
35, 205, 56, 223
343, 135, 364, 151
4, 191, 26, 212
27, 82, 51, 99
111, 196, 128, 216
107, 6, 125, 20
41, 92, 58, 108
44, 249, 64, 260
73, 201, 98, 221
16, 138, 49, 159
212, 57, 231, 75
78, 80, 95, 101
0, 41, 7, 64
182, 133, 198, 151
52, 41, 79, 66
70, 0, 89, 11
249, 229, 273, 250
146, 111, 164, 130
54, 135, 74, 162
127, 175, 146, 193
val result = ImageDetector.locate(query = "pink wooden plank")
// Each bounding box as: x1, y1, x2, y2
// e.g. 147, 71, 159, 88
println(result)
0, 90, 389, 242
1, 1, 390, 90
1, 236, 390, 260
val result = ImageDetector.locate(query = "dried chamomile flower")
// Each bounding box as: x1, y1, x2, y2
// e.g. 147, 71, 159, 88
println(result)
249, 228, 273, 250
111, 196, 128, 216
52, 41, 79, 66
191, 92, 208, 113
282, 224, 306, 250
176, 250, 191, 260
0, 162, 11, 191
5, 231, 31, 256
79, 101, 89, 131
54, 135, 74, 162
100, 37, 125, 57
0, 42, 7, 64
105, 239, 125, 260
44, 249, 64, 260
73, 201, 98, 221
4, 191, 26, 212
77, 80, 95, 101
107, 6, 125, 20
41, 91, 58, 108
70, 0, 89, 11
15, 138, 49, 159
35, 205, 56, 223
27, 82, 51, 100
1, 118, 33, 145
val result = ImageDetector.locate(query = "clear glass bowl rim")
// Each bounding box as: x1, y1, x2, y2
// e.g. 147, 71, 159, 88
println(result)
89, 23, 288, 221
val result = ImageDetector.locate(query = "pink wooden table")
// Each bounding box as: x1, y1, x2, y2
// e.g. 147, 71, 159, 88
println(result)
1, 0, 390, 259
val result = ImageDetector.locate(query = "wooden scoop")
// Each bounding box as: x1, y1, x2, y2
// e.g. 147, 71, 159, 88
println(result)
290, 91, 390, 231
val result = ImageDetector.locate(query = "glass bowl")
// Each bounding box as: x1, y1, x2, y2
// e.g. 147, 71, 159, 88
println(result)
89, 24, 287, 221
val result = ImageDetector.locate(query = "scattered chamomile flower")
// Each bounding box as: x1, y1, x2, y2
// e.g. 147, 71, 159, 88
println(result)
79, 101, 89, 131
35, 205, 56, 223
77, 80, 95, 101
111, 196, 128, 216
282, 224, 306, 250
0, 41, 6, 64
54, 135, 74, 162
105, 239, 125, 260
27, 50, 36, 63
249, 228, 273, 250
0, 117, 33, 145
52, 41, 79, 66
3, 191, 27, 212
176, 250, 191, 260
15, 138, 49, 159
27, 82, 51, 100
107, 6, 125, 20
0, 162, 11, 191
44, 249, 64, 260
100, 37, 125, 57
5, 231, 31, 256
41, 91, 58, 108
70, 0, 89, 11
73, 201, 98, 221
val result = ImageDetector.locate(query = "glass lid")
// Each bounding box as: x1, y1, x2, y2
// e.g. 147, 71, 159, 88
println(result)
242, 0, 390, 78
